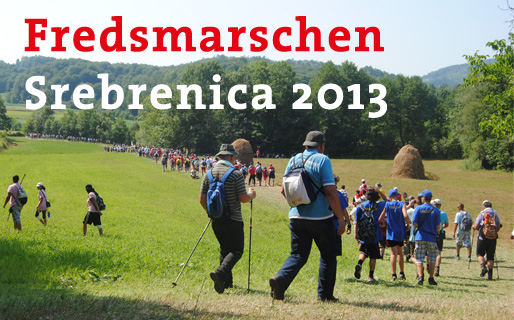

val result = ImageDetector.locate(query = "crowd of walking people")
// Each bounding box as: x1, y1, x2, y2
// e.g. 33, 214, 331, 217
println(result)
4, 131, 511, 302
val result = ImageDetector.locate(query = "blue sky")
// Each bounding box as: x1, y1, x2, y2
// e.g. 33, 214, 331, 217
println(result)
1, 0, 511, 76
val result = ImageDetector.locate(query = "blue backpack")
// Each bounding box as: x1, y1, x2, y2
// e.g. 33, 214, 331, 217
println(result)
206, 168, 235, 219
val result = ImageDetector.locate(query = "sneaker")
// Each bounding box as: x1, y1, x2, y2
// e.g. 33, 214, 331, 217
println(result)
428, 277, 438, 285
467, 257, 471, 262
367, 277, 377, 283
318, 296, 339, 303
434, 270, 440, 277
354, 264, 362, 279
480, 268, 488, 277
456, 255, 460, 260
399, 273, 406, 280
417, 276, 424, 285
269, 276, 285, 300
210, 271, 225, 294
487, 274, 493, 281
391, 274, 397, 282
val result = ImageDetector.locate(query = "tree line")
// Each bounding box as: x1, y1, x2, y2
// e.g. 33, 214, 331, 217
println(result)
0, 40, 511, 170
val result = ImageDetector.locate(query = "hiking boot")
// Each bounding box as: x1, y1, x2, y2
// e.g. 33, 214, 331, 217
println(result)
318, 296, 339, 303
367, 277, 377, 283
269, 276, 285, 300
354, 264, 362, 279
399, 273, 406, 280
224, 282, 233, 289
417, 277, 424, 285
480, 268, 488, 277
487, 274, 493, 281
428, 277, 438, 286
391, 274, 397, 282
210, 271, 225, 294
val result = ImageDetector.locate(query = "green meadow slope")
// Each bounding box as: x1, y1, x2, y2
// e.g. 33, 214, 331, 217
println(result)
0, 138, 512, 320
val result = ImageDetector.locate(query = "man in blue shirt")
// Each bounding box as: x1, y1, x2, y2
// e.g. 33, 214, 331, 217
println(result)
354, 187, 387, 283
431, 199, 449, 277
270, 131, 351, 302
413, 190, 441, 285
379, 189, 410, 281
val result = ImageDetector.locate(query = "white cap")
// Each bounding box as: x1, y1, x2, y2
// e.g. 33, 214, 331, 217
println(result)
394, 187, 398, 190
36, 182, 44, 188
362, 179, 366, 183
433, 199, 442, 205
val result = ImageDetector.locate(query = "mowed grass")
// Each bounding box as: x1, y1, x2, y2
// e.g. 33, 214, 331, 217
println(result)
0, 138, 513, 320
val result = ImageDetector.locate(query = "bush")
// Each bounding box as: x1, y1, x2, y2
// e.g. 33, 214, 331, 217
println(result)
460, 157, 482, 171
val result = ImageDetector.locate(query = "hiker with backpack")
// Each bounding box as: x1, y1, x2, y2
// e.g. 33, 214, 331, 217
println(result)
431, 199, 449, 277
473, 200, 501, 280
255, 162, 263, 186
453, 203, 473, 262
268, 164, 275, 186
83, 184, 105, 236
353, 186, 387, 283
3, 175, 26, 231
378, 189, 410, 281
199, 144, 256, 294
412, 190, 441, 285
35, 182, 48, 226
270, 131, 351, 302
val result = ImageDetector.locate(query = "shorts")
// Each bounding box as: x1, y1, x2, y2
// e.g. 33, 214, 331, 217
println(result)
269, 172, 275, 179
379, 239, 386, 249
456, 231, 472, 248
35, 209, 47, 219
436, 234, 444, 251
414, 241, 438, 264
256, 173, 262, 181
476, 238, 496, 261
10, 205, 22, 223
83, 211, 102, 226
359, 242, 381, 260
386, 240, 404, 248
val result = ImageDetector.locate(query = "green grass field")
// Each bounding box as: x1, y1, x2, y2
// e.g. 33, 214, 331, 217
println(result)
0, 138, 513, 320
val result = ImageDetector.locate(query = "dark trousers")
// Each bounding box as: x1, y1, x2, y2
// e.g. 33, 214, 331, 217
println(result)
276, 218, 337, 299
212, 217, 244, 286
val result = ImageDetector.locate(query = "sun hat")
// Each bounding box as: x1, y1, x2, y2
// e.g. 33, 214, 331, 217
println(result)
216, 144, 239, 157
303, 131, 325, 148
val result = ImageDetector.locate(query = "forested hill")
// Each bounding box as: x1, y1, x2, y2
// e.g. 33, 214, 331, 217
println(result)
0, 55, 479, 113
0, 55, 511, 169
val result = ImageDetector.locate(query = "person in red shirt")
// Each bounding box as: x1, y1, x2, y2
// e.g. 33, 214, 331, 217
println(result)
248, 163, 256, 186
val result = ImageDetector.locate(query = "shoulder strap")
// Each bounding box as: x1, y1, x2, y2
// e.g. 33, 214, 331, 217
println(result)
220, 168, 235, 183
207, 169, 214, 183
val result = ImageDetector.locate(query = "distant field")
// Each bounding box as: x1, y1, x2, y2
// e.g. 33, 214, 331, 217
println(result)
5, 104, 136, 127
0, 138, 512, 320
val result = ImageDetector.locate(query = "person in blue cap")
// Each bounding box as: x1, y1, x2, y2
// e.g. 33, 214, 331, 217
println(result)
379, 188, 410, 281
412, 189, 441, 285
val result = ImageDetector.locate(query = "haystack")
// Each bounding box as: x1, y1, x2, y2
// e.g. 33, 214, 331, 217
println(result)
389, 144, 426, 179
232, 138, 253, 166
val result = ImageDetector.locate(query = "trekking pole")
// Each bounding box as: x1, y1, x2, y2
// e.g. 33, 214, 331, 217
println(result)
495, 257, 499, 280
468, 228, 475, 269
172, 219, 212, 287
248, 200, 253, 292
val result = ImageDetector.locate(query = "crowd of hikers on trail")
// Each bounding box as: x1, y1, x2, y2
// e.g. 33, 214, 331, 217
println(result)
4, 132, 511, 303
